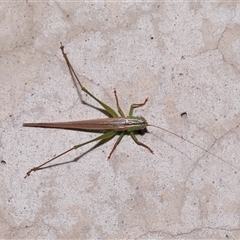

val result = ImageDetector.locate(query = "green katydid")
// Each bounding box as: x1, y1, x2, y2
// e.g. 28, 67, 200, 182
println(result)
23, 43, 233, 178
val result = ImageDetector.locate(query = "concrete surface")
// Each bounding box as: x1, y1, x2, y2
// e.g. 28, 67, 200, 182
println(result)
1, 2, 240, 239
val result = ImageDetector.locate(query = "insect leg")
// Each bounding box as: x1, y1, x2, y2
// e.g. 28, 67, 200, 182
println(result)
128, 98, 148, 116
129, 131, 153, 154
107, 131, 125, 159
60, 43, 119, 118
113, 89, 125, 117
25, 130, 117, 178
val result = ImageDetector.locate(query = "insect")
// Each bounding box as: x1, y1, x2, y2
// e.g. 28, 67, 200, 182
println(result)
23, 43, 233, 178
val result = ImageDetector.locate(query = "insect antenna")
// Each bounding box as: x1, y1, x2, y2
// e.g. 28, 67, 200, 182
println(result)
147, 124, 238, 171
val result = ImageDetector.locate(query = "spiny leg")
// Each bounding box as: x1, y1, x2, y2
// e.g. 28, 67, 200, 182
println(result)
130, 131, 153, 154
60, 43, 84, 89
24, 147, 75, 178
60, 43, 118, 118
129, 98, 148, 116
25, 130, 117, 178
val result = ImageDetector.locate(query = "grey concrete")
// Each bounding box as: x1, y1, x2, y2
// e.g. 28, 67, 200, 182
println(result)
1, 2, 240, 239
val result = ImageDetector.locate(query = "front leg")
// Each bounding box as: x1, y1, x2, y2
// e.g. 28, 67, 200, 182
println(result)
128, 98, 148, 116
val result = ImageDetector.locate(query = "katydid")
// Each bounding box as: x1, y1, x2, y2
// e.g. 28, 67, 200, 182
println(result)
23, 43, 233, 178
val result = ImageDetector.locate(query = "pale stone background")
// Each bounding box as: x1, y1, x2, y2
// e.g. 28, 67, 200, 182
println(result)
1, 2, 240, 239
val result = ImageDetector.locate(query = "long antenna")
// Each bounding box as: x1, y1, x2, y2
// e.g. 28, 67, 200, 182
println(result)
148, 124, 237, 171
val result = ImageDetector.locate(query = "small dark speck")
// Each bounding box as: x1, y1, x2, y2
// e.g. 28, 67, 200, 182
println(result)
151, 37, 154, 40
179, 73, 183, 76
226, 234, 228, 238
181, 112, 187, 118
1, 160, 6, 164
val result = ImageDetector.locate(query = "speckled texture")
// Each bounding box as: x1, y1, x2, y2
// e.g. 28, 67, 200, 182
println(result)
1, 2, 240, 239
